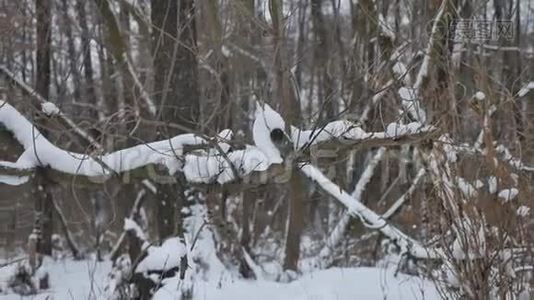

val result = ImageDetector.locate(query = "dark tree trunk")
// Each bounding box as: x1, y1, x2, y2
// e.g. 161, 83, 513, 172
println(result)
76, 0, 96, 104
311, 0, 336, 119
270, 0, 305, 272
151, 0, 200, 239
34, 0, 53, 256
61, 0, 82, 103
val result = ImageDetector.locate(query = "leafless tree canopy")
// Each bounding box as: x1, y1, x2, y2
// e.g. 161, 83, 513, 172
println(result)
1, 0, 534, 298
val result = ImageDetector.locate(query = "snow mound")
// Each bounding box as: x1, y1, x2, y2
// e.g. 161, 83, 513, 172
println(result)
0, 258, 439, 300
136, 237, 186, 273
183, 267, 439, 300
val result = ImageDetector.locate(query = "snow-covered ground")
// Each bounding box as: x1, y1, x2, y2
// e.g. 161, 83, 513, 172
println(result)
0, 258, 439, 300
0, 258, 111, 300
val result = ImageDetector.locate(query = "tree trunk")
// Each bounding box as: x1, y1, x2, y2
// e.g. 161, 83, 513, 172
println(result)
151, 0, 200, 239
34, 0, 54, 257
270, 0, 305, 272
76, 0, 96, 105
60, 0, 82, 103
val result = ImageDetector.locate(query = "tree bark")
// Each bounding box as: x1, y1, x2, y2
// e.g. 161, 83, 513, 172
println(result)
151, 0, 200, 239
270, 0, 305, 272
76, 0, 97, 105
34, 0, 54, 257
60, 0, 82, 103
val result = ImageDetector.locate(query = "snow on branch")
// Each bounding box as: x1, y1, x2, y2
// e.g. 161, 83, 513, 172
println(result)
299, 163, 443, 259
314, 147, 386, 268
0, 99, 438, 187
0, 100, 223, 184
413, 0, 446, 94
0, 64, 102, 149
293, 121, 436, 151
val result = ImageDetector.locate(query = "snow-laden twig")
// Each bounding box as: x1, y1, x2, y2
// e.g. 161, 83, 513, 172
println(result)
123, 53, 156, 116
382, 168, 426, 219
517, 81, 534, 97
413, 0, 446, 94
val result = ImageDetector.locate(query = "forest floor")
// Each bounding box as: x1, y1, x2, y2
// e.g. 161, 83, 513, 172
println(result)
0, 257, 440, 299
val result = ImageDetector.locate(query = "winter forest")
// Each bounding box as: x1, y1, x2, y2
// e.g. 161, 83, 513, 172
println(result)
1, 0, 534, 299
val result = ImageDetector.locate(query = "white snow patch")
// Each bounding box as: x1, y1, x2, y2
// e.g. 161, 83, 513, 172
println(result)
517, 82, 534, 97
123, 218, 147, 242
474, 91, 486, 101
385, 122, 426, 137
517, 205, 530, 217
41, 102, 60, 116
398, 87, 427, 123
253, 103, 285, 164
136, 237, 186, 273
155, 267, 439, 300
456, 177, 478, 198
0, 100, 215, 179
498, 188, 519, 202
0, 174, 29, 185
0, 257, 111, 300
488, 176, 497, 194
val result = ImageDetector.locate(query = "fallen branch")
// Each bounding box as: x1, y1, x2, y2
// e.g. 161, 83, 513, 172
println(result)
316, 147, 386, 268
299, 163, 443, 259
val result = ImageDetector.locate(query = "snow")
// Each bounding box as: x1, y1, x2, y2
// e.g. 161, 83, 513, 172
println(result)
136, 237, 187, 273
0, 100, 221, 182
1, 100, 434, 186
123, 218, 147, 242
378, 14, 395, 40
498, 188, 519, 202
0, 174, 29, 185
291, 120, 368, 149
299, 163, 442, 260
253, 103, 285, 164
2, 258, 439, 300
0, 258, 111, 300
292, 120, 432, 150
184, 103, 287, 183
310, 147, 386, 269
385, 122, 426, 137
517, 205, 530, 217
183, 146, 271, 184
456, 177, 478, 198
41, 102, 60, 116
474, 91, 486, 101
487, 176, 497, 194
154, 267, 439, 300
517, 82, 534, 97
398, 87, 427, 123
